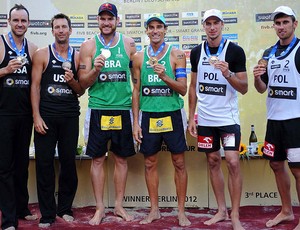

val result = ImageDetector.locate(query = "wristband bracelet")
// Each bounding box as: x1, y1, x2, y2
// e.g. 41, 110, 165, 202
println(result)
225, 71, 234, 79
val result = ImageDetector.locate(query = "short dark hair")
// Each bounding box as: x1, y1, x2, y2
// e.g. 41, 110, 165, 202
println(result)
9, 4, 30, 20
274, 13, 296, 22
51, 13, 71, 29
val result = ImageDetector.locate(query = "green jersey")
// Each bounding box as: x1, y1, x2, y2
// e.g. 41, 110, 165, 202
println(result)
140, 45, 184, 112
88, 33, 132, 110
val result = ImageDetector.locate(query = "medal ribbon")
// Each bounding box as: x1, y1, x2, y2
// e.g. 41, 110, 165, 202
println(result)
8, 32, 25, 56
149, 42, 166, 58
99, 33, 115, 49
205, 37, 225, 58
52, 43, 72, 62
265, 36, 297, 60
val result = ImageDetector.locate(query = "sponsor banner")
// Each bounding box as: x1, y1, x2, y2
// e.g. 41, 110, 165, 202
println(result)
69, 15, 85, 21
69, 38, 85, 44
71, 23, 85, 28
125, 14, 141, 19
182, 19, 198, 26
0, 22, 7, 27
256, 13, 272, 22
182, 12, 199, 18
0, 14, 7, 19
163, 12, 179, 18
125, 21, 141, 27
29, 20, 51, 28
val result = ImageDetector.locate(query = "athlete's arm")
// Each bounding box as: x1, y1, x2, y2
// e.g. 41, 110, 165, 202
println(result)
31, 47, 48, 134
156, 47, 187, 96
0, 37, 22, 78
66, 50, 85, 96
78, 38, 104, 89
124, 35, 137, 82
188, 71, 198, 138
132, 51, 143, 143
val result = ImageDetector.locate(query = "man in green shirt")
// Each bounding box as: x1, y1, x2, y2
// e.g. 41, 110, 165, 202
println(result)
132, 14, 191, 227
78, 2, 136, 225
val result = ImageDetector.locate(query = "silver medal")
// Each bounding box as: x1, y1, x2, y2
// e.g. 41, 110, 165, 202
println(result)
62, 61, 72, 70
16, 56, 28, 66
101, 49, 111, 59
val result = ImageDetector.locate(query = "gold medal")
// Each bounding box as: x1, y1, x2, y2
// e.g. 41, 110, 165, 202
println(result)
258, 58, 268, 68
101, 49, 111, 59
209, 56, 219, 66
62, 61, 72, 70
148, 57, 158, 66
16, 56, 28, 66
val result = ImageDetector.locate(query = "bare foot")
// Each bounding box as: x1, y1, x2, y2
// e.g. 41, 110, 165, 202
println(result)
139, 209, 161, 224
178, 212, 191, 226
266, 212, 294, 227
204, 211, 229, 225
38, 223, 51, 228
62, 214, 74, 222
24, 214, 38, 221
89, 208, 105, 225
231, 217, 245, 230
114, 207, 134, 221
294, 218, 300, 230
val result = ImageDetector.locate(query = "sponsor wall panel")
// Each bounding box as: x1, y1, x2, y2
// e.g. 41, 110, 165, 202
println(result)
2, 0, 300, 208
1, 0, 299, 145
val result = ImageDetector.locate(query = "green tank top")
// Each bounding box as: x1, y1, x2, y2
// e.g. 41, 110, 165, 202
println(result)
140, 45, 184, 112
88, 33, 132, 110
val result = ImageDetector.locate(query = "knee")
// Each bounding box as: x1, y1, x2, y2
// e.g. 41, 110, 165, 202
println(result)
290, 167, 300, 179
207, 155, 221, 169
269, 161, 284, 171
114, 156, 128, 169
92, 157, 105, 167
226, 158, 240, 174
144, 156, 158, 171
172, 156, 186, 171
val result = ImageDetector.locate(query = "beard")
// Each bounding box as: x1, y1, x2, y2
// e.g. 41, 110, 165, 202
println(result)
56, 37, 69, 45
100, 26, 117, 36
11, 28, 27, 38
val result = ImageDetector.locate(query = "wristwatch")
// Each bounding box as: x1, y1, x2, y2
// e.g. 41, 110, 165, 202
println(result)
225, 71, 234, 79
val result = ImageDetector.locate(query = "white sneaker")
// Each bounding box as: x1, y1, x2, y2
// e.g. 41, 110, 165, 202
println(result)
4, 227, 16, 230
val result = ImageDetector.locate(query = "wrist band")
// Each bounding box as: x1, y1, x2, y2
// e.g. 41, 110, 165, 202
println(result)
175, 68, 187, 78
225, 71, 234, 79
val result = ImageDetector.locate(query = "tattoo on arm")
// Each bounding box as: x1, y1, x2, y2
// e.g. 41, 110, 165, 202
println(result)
132, 77, 137, 84
130, 42, 135, 47
177, 54, 184, 60
79, 64, 86, 69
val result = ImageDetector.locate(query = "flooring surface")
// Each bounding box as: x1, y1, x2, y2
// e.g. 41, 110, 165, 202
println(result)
5, 204, 300, 229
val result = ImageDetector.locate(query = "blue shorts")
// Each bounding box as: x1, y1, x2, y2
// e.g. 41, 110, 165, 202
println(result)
197, 124, 241, 153
264, 118, 300, 166
86, 109, 136, 158
139, 109, 188, 156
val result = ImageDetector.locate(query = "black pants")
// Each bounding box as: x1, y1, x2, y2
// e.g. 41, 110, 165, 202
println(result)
0, 115, 32, 229
34, 116, 78, 224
